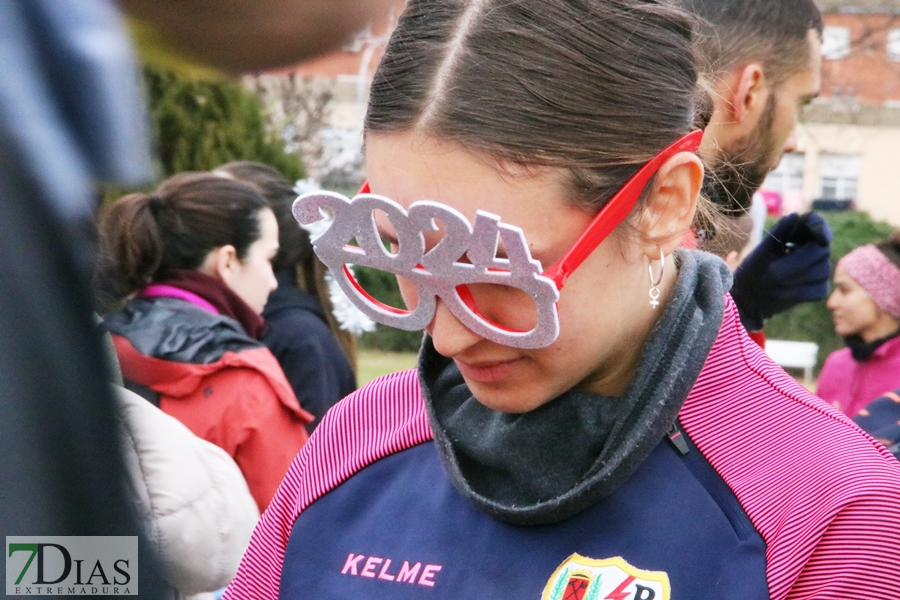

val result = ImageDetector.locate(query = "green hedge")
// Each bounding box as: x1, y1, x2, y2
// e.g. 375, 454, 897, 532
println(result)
764, 211, 895, 372
143, 67, 304, 180
354, 267, 424, 352
102, 66, 304, 205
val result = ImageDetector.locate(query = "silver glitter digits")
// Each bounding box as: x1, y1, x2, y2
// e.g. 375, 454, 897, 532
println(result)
293, 191, 561, 349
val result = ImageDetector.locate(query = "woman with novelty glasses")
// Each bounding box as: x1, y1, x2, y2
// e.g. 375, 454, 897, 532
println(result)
226, 0, 900, 598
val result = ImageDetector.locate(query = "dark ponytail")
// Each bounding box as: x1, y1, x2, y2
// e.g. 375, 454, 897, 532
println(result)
96, 192, 165, 304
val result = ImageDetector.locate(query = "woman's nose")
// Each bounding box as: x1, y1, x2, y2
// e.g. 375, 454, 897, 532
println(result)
427, 299, 483, 357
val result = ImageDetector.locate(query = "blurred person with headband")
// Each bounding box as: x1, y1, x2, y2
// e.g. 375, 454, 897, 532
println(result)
818, 233, 900, 418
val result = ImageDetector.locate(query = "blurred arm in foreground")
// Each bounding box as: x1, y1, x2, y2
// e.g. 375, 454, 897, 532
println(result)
0, 0, 393, 593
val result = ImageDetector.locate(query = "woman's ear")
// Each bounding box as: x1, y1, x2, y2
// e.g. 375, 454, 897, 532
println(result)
638, 152, 704, 258
199, 245, 239, 282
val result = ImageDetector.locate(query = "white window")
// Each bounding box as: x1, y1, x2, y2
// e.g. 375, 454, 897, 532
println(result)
888, 29, 900, 62
763, 152, 805, 196
822, 26, 851, 60
818, 154, 861, 200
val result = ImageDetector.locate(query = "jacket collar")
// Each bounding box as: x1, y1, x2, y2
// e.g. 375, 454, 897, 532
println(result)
262, 269, 327, 322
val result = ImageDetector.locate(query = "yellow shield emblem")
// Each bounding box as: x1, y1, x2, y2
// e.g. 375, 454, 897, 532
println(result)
541, 554, 670, 600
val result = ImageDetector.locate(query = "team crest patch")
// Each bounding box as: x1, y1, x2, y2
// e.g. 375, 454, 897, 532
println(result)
541, 554, 670, 600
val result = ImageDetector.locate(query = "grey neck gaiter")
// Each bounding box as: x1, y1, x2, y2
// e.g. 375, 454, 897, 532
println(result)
419, 250, 731, 526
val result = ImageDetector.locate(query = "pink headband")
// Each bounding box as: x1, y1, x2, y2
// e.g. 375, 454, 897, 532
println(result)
838, 244, 900, 319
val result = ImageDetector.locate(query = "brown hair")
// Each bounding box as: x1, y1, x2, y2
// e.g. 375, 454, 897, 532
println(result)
699, 214, 754, 259
876, 230, 900, 271
682, 0, 823, 86
214, 161, 358, 370
366, 0, 705, 232
96, 172, 268, 304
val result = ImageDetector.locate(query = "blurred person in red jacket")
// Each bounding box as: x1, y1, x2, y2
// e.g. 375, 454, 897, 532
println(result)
98, 173, 315, 512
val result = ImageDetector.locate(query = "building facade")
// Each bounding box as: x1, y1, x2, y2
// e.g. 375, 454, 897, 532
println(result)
251, 2, 404, 187
765, 1, 900, 224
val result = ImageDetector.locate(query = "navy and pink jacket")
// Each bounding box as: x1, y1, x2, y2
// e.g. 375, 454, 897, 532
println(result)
225, 298, 900, 599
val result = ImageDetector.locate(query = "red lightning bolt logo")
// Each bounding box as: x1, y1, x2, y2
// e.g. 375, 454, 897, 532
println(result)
605, 575, 635, 600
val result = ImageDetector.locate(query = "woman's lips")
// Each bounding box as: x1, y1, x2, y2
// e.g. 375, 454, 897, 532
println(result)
455, 357, 523, 384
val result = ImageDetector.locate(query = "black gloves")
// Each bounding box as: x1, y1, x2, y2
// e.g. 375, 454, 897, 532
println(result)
730, 212, 833, 332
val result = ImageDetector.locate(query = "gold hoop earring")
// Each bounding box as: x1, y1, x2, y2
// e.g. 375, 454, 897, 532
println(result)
649, 248, 665, 309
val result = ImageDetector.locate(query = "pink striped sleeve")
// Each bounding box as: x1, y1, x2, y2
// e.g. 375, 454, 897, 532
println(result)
681, 297, 900, 600
221, 447, 302, 600
787, 495, 900, 598
223, 369, 432, 600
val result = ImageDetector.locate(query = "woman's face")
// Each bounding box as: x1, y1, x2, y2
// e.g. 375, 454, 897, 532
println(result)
827, 265, 886, 341
226, 208, 280, 314
366, 132, 663, 413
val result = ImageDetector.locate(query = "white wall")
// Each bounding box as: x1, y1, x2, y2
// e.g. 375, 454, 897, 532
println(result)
795, 121, 900, 225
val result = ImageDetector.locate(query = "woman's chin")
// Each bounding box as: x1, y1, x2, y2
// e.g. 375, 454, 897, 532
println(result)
464, 380, 550, 414
833, 323, 855, 338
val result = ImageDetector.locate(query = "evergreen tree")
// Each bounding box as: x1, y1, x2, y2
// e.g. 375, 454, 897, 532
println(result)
143, 66, 304, 180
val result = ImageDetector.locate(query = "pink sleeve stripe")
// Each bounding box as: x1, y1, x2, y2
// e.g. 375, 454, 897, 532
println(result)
784, 500, 900, 597
292, 369, 433, 515
680, 297, 900, 600
224, 369, 432, 600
